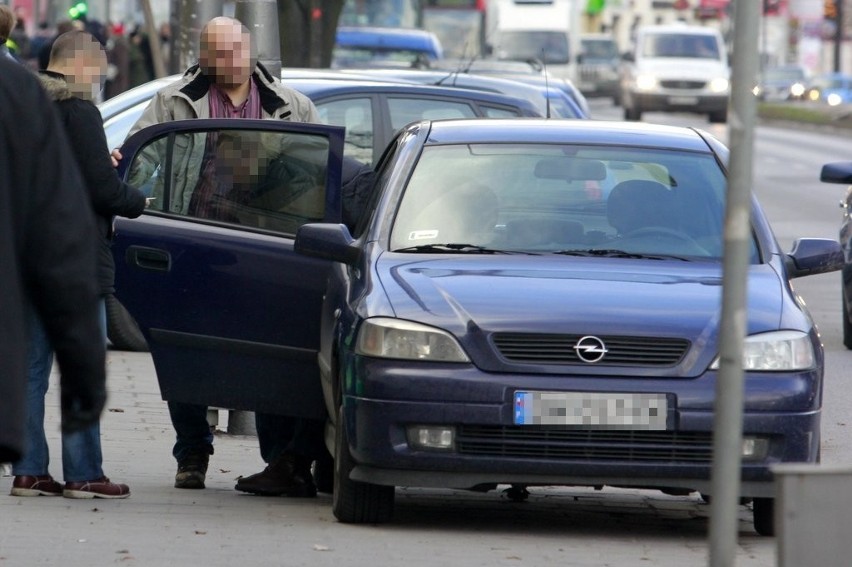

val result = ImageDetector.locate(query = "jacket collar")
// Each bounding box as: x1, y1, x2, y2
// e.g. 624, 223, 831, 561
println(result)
179, 62, 290, 118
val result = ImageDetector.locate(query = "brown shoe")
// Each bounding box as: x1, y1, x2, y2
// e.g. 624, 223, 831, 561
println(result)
175, 450, 209, 489
235, 453, 316, 497
63, 476, 130, 499
10, 475, 63, 497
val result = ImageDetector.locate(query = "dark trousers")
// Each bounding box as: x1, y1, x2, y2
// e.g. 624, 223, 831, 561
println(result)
168, 401, 325, 464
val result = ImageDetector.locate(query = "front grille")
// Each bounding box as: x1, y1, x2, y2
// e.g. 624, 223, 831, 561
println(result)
660, 80, 706, 90
491, 333, 690, 366
456, 425, 713, 463
579, 66, 600, 81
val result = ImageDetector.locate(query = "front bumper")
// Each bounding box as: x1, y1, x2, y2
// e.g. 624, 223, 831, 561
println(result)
341, 358, 821, 498
629, 91, 728, 113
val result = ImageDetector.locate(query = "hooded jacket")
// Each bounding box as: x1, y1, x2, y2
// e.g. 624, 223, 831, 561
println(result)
1, 59, 106, 461
38, 70, 146, 295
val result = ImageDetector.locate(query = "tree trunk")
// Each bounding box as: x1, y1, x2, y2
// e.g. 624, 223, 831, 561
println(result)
278, 0, 344, 68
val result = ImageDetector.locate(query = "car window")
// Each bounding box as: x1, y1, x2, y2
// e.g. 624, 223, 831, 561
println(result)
128, 127, 330, 236
315, 97, 374, 163
388, 97, 476, 131
390, 143, 757, 261
495, 31, 570, 65
103, 100, 148, 151
480, 105, 522, 118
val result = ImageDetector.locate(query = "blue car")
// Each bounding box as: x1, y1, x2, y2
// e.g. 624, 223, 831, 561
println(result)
292, 119, 842, 534
333, 26, 443, 69
806, 72, 852, 106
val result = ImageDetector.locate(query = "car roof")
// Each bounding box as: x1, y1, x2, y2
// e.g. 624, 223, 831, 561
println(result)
638, 24, 721, 36
335, 26, 442, 53
419, 119, 713, 151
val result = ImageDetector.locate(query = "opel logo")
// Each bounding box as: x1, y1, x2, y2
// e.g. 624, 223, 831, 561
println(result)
574, 336, 608, 363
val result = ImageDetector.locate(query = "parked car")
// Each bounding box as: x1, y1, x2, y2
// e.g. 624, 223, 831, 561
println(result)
293, 119, 841, 534
333, 26, 443, 69
754, 65, 808, 101
101, 75, 542, 350
619, 24, 730, 123
806, 73, 852, 106
819, 161, 852, 348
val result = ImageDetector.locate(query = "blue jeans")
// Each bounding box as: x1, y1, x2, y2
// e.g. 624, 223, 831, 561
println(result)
168, 403, 324, 464
13, 298, 107, 482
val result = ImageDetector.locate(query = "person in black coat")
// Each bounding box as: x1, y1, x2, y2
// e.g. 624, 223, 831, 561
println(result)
10, 30, 145, 499
0, 57, 106, 464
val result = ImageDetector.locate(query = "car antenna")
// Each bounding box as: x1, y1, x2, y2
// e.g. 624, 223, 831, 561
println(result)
541, 50, 551, 119
436, 41, 472, 87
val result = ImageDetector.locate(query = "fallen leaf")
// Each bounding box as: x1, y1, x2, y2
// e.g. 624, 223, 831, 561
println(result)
116, 550, 130, 554
313, 544, 331, 552
195, 531, 207, 535
219, 469, 230, 474
108, 408, 125, 413
91, 508, 100, 513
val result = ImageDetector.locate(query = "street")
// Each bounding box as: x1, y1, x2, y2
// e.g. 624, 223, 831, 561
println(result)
2, 103, 852, 566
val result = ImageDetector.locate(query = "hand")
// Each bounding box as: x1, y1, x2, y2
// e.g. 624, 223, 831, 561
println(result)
111, 148, 123, 168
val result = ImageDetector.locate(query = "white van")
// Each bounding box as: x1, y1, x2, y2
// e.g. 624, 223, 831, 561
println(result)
619, 24, 730, 123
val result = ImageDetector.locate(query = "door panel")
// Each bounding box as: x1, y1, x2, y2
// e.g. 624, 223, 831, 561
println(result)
113, 119, 344, 418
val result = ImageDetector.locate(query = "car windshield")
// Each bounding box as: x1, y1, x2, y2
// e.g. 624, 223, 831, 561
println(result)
581, 39, 618, 59
495, 31, 570, 65
390, 143, 754, 261
763, 68, 805, 82
642, 33, 720, 59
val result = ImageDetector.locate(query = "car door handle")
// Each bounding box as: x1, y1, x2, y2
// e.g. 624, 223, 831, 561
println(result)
127, 246, 171, 272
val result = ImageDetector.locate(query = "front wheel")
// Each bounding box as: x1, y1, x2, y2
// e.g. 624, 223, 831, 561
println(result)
843, 288, 852, 349
709, 109, 728, 124
332, 404, 394, 523
624, 106, 642, 121
106, 295, 149, 352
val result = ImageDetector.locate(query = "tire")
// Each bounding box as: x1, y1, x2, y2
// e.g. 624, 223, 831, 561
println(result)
624, 106, 641, 121
752, 498, 775, 536
106, 295, 149, 352
843, 288, 852, 350
332, 404, 394, 523
709, 109, 728, 123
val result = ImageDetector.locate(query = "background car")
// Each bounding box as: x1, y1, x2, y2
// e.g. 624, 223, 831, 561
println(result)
294, 118, 841, 534
576, 33, 621, 101
806, 73, 852, 106
332, 26, 443, 69
100, 73, 543, 350
754, 65, 808, 101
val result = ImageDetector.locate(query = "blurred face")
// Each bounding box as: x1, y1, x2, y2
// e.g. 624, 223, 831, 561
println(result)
200, 18, 252, 89
66, 37, 108, 100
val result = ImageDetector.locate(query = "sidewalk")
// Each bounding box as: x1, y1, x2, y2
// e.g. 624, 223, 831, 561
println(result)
0, 351, 775, 567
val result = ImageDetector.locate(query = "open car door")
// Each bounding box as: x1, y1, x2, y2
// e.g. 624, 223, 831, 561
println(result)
113, 119, 345, 418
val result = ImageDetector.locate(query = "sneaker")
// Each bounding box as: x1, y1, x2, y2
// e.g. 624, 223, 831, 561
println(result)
235, 453, 317, 497
63, 476, 130, 499
175, 450, 209, 489
10, 475, 63, 496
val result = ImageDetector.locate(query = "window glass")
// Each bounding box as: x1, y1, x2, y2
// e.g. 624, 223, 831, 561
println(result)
495, 31, 570, 64
128, 128, 330, 235
388, 97, 476, 131
481, 105, 521, 118
390, 143, 755, 261
642, 33, 721, 60
315, 97, 374, 163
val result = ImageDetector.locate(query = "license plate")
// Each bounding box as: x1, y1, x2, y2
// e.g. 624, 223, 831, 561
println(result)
668, 96, 699, 106
514, 391, 668, 430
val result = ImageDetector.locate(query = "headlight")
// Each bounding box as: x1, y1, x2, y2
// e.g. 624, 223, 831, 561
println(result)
808, 89, 820, 101
828, 93, 842, 106
710, 330, 815, 371
635, 74, 658, 91
790, 82, 805, 97
752, 85, 761, 97
709, 77, 730, 93
355, 317, 470, 362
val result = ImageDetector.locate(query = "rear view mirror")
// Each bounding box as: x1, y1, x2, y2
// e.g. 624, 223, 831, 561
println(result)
785, 238, 844, 279
534, 157, 607, 182
820, 162, 852, 184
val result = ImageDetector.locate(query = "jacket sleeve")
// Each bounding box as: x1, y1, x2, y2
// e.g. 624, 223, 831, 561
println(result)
125, 88, 175, 141
66, 100, 146, 219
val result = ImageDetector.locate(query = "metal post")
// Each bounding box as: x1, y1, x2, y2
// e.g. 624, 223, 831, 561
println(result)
234, 0, 281, 78
140, 0, 166, 78
708, 0, 761, 565
834, 0, 844, 72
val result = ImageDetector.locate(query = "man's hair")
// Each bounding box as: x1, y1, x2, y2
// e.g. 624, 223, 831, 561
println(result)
0, 5, 16, 42
49, 30, 105, 65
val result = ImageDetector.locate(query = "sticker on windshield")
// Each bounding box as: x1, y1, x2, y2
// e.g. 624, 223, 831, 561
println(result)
409, 230, 439, 240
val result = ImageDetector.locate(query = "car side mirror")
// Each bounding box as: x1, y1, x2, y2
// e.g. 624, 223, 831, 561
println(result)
820, 162, 852, 184
295, 223, 360, 266
784, 238, 844, 279
621, 52, 634, 62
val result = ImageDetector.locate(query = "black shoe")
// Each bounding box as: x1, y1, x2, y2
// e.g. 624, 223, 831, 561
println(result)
175, 450, 210, 489
235, 453, 317, 497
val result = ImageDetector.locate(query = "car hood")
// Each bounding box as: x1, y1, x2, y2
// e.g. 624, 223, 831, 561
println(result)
637, 58, 728, 79
375, 255, 784, 373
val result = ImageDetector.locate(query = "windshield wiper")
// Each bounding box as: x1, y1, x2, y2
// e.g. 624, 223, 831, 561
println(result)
552, 249, 690, 261
393, 243, 533, 255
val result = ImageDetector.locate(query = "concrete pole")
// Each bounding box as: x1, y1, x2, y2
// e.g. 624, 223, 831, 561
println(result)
234, 0, 281, 78
173, 0, 224, 73
140, 0, 166, 78
707, 0, 761, 566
